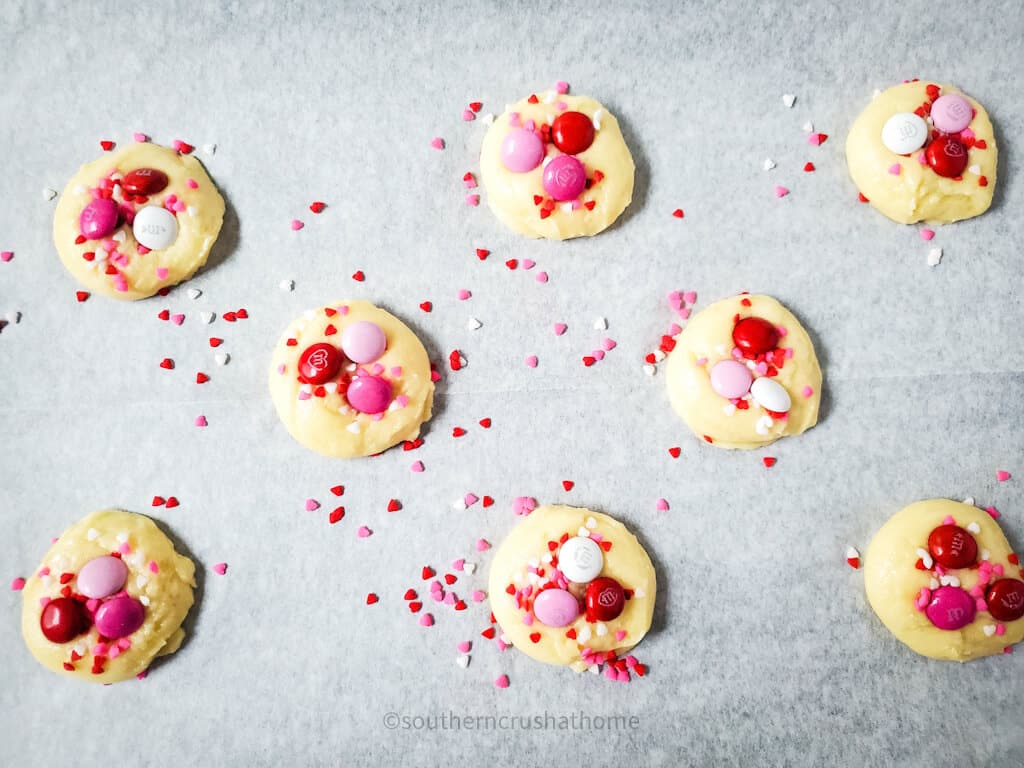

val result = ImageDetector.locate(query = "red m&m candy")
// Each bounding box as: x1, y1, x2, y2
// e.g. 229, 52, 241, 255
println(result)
986, 578, 1024, 622
551, 111, 595, 155
927, 524, 978, 569
584, 576, 625, 622
298, 343, 342, 384
925, 136, 968, 178
40, 597, 88, 644
121, 168, 169, 196
732, 316, 779, 356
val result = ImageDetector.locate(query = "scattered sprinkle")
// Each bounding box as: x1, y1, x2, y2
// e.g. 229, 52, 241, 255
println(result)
494, 674, 510, 689
927, 248, 943, 267
194, 415, 208, 428
212, 563, 228, 575
762, 457, 777, 468
11, 577, 25, 591
846, 546, 861, 569
920, 228, 935, 241
656, 498, 669, 511
525, 355, 538, 368
672, 208, 684, 218
430, 137, 445, 150
290, 219, 304, 231
997, 470, 1011, 482
774, 186, 790, 198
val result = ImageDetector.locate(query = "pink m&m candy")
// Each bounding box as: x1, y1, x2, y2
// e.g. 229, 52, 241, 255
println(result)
930, 93, 973, 134
542, 154, 587, 201
709, 360, 753, 399
77, 555, 128, 599
79, 198, 120, 240
500, 128, 545, 173
346, 374, 391, 414
94, 595, 146, 639
532, 588, 580, 627
925, 585, 976, 631
341, 321, 386, 364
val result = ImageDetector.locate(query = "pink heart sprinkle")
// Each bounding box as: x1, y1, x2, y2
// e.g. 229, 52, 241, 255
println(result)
556, 101, 568, 111
39, 597, 50, 607
695, 357, 708, 366
667, 292, 683, 310
997, 470, 1011, 482
1, 251, 13, 262
920, 229, 935, 241
525, 355, 538, 368
277, 364, 286, 375
522, 259, 535, 269
602, 338, 617, 351
290, 219, 304, 231
801, 386, 814, 398
155, 267, 169, 280
755, 362, 769, 375
410, 461, 425, 473
669, 323, 683, 335
656, 498, 669, 511
390, 366, 402, 377
194, 415, 208, 427
465, 194, 480, 207
592, 350, 605, 361
419, 613, 434, 627
456, 641, 471, 653
996, 624, 1007, 636
508, 113, 521, 127
942, 514, 957, 525
461, 109, 475, 122
457, 289, 471, 300
133, 132, 148, 143
186, 178, 198, 190
443, 593, 456, 605
961, 127, 976, 140
476, 538, 490, 552
297, 391, 311, 401
430, 580, 443, 594
464, 493, 478, 507
682, 291, 697, 304
472, 590, 486, 602
305, 498, 320, 511
10, 578, 25, 591
213, 563, 227, 575
463, 174, 476, 189
494, 674, 509, 689
888, 163, 902, 175
555, 80, 569, 94
986, 506, 1000, 519
430, 137, 445, 150
148, 561, 159, 574
524, 119, 535, 132
170, 313, 184, 325
451, 558, 465, 571
357, 526, 372, 538
553, 323, 567, 336
535, 271, 549, 283
774, 185, 789, 198
808, 134, 822, 146
615, 630, 627, 641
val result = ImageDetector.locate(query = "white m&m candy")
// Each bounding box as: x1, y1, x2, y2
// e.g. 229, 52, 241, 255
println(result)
558, 536, 603, 583
133, 205, 179, 250
881, 113, 928, 155
750, 377, 791, 413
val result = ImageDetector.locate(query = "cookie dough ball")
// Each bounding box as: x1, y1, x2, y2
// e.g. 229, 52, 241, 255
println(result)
864, 499, 1024, 662
665, 294, 822, 449
21, 509, 196, 683
846, 81, 997, 224
479, 89, 634, 239
53, 142, 225, 299
488, 505, 656, 673
269, 300, 434, 458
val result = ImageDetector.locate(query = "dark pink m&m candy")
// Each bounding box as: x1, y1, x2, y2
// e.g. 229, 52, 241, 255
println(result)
40, 597, 89, 644
927, 524, 977, 569
298, 343, 342, 384
346, 374, 391, 414
732, 316, 779, 356
925, 586, 975, 631
542, 155, 587, 202
79, 198, 120, 240
94, 595, 146, 639
121, 168, 169, 196
986, 578, 1024, 623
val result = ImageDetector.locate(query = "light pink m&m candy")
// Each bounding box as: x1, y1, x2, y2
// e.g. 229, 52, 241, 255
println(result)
925, 585, 976, 631
930, 94, 973, 134
346, 374, 391, 414
94, 595, 146, 639
710, 360, 753, 399
500, 128, 545, 173
532, 588, 580, 627
341, 321, 386, 364
77, 555, 128, 599
542, 155, 586, 201
79, 198, 120, 240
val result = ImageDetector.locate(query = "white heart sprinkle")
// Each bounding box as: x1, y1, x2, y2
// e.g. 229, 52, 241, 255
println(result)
968, 164, 980, 175
280, 279, 295, 291
633, 588, 645, 599
466, 317, 482, 331
802, 120, 814, 133
578, 626, 592, 643
201, 311, 214, 324
481, 113, 495, 126
927, 248, 943, 267
561, 202, 573, 214
452, 499, 467, 511
113, 230, 126, 243
930, 578, 939, 590
116, 532, 128, 543
577, 527, 590, 537
872, 88, 882, 99
723, 403, 737, 416
543, 91, 556, 104
782, 94, 796, 108
586, 517, 597, 529
456, 654, 470, 668
346, 422, 360, 434
967, 522, 981, 534
86, 528, 100, 541
763, 158, 776, 171
595, 622, 608, 637
323, 381, 336, 394
187, 288, 201, 299
983, 625, 996, 637
215, 352, 229, 366
981, 549, 991, 561
139, 595, 151, 607
202, 143, 217, 156
653, 350, 666, 363
43, 187, 57, 201
187, 206, 197, 218
73, 184, 87, 195
963, 496, 975, 506
5, 311, 20, 324
464, 563, 476, 575
593, 317, 607, 330
136, 575, 148, 588
642, 364, 656, 376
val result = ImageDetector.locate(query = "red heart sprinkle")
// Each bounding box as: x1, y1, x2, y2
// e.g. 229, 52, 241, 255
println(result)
481, 627, 496, 639
419, 301, 432, 312
672, 208, 684, 218
469, 102, 482, 112
165, 497, 179, 508
475, 249, 489, 260
209, 337, 223, 347
421, 566, 435, 580
408, 602, 422, 613
452, 427, 466, 437
444, 573, 457, 585
151, 496, 165, 506
803, 162, 815, 172
196, 372, 209, 384
763, 457, 777, 468
100, 140, 114, 151
562, 480, 574, 491
565, 628, 577, 640
527, 94, 539, 104
365, 593, 378, 605
668, 447, 681, 458
352, 271, 365, 281
158, 309, 170, 321
236, 309, 248, 319
223, 311, 237, 322
387, 499, 401, 512
505, 259, 518, 270
310, 201, 327, 213
583, 200, 596, 210
324, 324, 337, 335
159, 358, 174, 370
329, 507, 345, 524
582, 356, 596, 367
454, 600, 467, 611
482, 496, 494, 507
74, 235, 87, 244
330, 485, 344, 496
529, 633, 541, 643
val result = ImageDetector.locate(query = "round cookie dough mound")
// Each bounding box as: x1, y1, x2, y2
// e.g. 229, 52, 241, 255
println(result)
21, 509, 196, 683
488, 505, 656, 673
269, 299, 434, 458
846, 81, 997, 224
479, 90, 634, 239
865, 499, 1024, 661
53, 142, 225, 299
665, 294, 822, 450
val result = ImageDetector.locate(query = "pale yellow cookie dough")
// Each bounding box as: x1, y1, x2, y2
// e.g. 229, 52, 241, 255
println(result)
53, 143, 225, 299
846, 81, 997, 224
865, 499, 1024, 662
479, 92, 634, 239
488, 505, 656, 672
269, 300, 434, 458
21, 509, 196, 683
665, 294, 822, 449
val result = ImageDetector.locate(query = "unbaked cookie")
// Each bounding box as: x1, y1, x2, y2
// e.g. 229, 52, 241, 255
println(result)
846, 81, 997, 224
665, 294, 822, 449
479, 87, 634, 239
53, 142, 225, 299
864, 498, 1023, 661
488, 505, 655, 676
21, 509, 196, 683
269, 299, 434, 458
